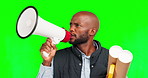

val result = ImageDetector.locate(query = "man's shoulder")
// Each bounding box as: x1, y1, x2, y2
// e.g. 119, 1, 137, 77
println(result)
57, 47, 72, 53
55, 47, 73, 56
101, 47, 109, 52
54, 47, 73, 64
100, 47, 109, 56
94, 40, 109, 54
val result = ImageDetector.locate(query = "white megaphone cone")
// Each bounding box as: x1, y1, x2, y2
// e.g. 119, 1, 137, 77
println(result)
16, 6, 71, 57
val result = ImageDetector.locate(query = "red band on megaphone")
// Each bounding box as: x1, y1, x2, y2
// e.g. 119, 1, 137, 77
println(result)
61, 30, 71, 42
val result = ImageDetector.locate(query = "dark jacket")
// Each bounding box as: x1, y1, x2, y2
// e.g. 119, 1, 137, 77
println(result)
53, 40, 109, 78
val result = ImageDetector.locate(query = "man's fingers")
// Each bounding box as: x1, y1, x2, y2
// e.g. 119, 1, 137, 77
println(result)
46, 41, 52, 48
42, 49, 49, 53
46, 40, 56, 50
51, 43, 56, 50
47, 38, 52, 43
41, 42, 52, 51
40, 38, 57, 59
41, 49, 51, 56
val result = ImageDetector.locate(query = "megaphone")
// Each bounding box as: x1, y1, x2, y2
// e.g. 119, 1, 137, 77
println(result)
16, 6, 71, 57
16, 6, 71, 44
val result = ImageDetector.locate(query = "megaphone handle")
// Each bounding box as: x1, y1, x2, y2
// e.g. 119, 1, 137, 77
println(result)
42, 37, 58, 57
43, 51, 50, 58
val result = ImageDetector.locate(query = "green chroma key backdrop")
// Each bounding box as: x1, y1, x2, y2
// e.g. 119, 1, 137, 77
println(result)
0, 0, 147, 78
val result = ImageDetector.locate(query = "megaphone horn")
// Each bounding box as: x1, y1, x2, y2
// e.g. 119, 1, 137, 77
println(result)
16, 6, 71, 44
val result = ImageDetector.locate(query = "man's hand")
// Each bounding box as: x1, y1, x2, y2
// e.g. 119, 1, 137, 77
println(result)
40, 38, 57, 66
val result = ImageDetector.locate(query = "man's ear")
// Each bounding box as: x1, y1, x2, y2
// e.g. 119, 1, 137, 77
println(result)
89, 28, 97, 36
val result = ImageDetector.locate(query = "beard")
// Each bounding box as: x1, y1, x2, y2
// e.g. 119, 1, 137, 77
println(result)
69, 31, 89, 45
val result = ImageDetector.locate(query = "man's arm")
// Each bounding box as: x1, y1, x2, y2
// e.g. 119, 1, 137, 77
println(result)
37, 60, 53, 78
37, 38, 57, 78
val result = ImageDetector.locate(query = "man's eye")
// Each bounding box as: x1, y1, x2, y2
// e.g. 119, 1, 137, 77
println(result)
76, 24, 80, 27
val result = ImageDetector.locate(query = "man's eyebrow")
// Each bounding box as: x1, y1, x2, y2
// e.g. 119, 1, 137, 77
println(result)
70, 22, 79, 24
74, 23, 79, 24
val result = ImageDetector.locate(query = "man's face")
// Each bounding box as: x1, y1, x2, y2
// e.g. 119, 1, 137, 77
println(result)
69, 15, 90, 45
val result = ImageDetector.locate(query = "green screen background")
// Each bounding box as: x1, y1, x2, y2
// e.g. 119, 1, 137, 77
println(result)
0, 0, 148, 78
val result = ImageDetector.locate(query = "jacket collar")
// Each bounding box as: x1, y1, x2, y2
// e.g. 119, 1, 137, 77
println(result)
71, 40, 102, 65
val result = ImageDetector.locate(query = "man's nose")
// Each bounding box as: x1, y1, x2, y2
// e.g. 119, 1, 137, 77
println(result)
70, 25, 75, 32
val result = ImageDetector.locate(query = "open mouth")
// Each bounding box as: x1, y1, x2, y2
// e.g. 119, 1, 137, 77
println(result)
70, 34, 76, 39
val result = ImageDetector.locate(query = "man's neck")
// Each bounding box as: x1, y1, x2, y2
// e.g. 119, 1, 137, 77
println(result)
76, 40, 96, 56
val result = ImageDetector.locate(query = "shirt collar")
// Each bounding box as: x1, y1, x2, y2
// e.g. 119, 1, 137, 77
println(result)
75, 41, 99, 57
71, 40, 102, 64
